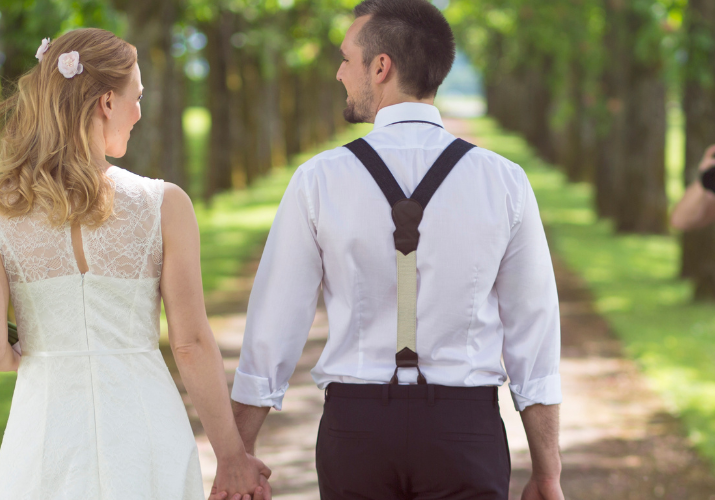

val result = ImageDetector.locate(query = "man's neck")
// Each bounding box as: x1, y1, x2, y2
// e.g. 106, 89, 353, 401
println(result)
371, 94, 435, 123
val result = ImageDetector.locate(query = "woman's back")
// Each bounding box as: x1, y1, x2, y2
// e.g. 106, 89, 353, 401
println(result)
0, 168, 204, 499
3, 167, 163, 353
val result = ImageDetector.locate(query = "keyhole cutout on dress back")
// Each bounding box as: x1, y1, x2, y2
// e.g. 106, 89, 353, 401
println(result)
71, 224, 89, 275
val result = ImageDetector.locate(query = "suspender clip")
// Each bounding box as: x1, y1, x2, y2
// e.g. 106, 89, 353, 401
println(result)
390, 347, 427, 385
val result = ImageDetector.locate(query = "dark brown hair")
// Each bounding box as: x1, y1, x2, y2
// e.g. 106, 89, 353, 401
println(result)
353, 0, 456, 99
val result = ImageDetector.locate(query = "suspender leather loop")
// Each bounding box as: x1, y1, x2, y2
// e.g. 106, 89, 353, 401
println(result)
392, 199, 423, 255
344, 137, 476, 386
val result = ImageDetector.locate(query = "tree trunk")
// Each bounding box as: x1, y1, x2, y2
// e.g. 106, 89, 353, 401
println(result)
562, 59, 587, 182
681, 0, 715, 299
112, 0, 184, 182
522, 58, 555, 163
616, 71, 667, 233
204, 14, 233, 198
280, 68, 301, 160
238, 52, 262, 186
596, 0, 628, 219
598, 0, 668, 233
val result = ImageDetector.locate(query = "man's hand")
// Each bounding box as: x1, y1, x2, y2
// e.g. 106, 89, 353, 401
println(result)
211, 452, 271, 499
698, 145, 715, 173
520, 404, 563, 500
254, 475, 272, 500
671, 144, 715, 230
207, 486, 249, 500
209, 474, 272, 500
521, 476, 564, 500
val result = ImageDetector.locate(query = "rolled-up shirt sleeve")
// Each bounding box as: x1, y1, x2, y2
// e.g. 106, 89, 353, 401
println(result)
231, 166, 323, 410
496, 169, 562, 412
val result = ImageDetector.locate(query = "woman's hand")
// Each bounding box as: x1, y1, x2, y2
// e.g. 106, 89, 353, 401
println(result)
209, 474, 272, 500
210, 453, 271, 498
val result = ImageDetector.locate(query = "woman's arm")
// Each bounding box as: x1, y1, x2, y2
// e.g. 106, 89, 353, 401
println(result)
671, 145, 715, 231
160, 183, 270, 497
0, 259, 19, 372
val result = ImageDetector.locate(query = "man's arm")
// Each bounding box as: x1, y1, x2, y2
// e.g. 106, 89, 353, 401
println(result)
520, 404, 564, 500
671, 145, 715, 231
494, 168, 563, 498
231, 165, 322, 440
232, 401, 271, 456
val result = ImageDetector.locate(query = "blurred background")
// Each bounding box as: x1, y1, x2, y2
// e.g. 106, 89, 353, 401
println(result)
3, 0, 715, 497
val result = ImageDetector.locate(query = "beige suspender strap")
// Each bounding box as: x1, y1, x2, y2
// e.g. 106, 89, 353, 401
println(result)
343, 137, 476, 386
391, 198, 426, 385
396, 251, 417, 353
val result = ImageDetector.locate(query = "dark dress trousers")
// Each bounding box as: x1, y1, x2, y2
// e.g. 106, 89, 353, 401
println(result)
316, 383, 510, 500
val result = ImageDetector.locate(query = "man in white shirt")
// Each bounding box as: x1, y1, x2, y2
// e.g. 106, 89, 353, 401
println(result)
231, 1, 564, 498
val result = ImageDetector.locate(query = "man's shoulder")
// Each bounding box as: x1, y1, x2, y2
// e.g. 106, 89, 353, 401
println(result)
465, 145, 522, 173
296, 144, 358, 175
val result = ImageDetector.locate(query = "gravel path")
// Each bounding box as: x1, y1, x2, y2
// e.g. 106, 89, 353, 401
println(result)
170, 119, 715, 499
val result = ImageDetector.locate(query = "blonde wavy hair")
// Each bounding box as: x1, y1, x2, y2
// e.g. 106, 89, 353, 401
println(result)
0, 28, 137, 227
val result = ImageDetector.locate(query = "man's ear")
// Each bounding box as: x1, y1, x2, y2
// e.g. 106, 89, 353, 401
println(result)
374, 54, 393, 85
98, 91, 114, 120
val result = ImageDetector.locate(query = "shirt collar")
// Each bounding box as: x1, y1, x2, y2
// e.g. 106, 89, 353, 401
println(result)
373, 102, 444, 130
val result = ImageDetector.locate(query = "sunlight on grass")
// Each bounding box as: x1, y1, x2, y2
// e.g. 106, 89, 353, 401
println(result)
471, 115, 715, 470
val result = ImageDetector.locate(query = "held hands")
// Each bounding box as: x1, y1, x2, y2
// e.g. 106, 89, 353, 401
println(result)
208, 452, 272, 500
208, 475, 271, 500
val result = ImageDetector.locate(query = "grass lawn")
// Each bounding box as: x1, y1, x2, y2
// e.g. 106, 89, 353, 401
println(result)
470, 114, 715, 468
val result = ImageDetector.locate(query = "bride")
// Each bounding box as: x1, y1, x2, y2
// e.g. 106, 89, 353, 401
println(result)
0, 28, 269, 500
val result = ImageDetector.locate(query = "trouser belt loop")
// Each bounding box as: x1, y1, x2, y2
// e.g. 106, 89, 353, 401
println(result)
427, 384, 435, 407
325, 384, 331, 402
382, 384, 390, 407
492, 386, 498, 409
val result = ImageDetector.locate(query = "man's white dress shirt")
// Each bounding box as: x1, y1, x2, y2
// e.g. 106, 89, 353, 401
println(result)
231, 103, 561, 412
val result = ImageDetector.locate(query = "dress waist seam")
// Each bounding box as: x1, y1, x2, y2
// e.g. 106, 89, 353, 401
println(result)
23, 346, 159, 357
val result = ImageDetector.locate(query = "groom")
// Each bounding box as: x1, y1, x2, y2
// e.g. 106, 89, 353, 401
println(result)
231, 1, 564, 498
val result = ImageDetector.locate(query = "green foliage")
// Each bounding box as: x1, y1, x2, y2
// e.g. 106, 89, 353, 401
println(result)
0, 0, 122, 81
447, 0, 688, 132
682, 0, 715, 88
472, 113, 715, 471
184, 0, 356, 76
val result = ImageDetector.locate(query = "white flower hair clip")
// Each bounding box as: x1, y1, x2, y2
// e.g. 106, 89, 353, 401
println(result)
35, 38, 50, 62
58, 51, 84, 79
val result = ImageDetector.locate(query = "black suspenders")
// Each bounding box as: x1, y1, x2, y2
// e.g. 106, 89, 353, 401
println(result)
344, 137, 476, 384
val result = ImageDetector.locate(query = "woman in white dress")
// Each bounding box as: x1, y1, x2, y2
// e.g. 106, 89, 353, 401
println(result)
0, 28, 270, 499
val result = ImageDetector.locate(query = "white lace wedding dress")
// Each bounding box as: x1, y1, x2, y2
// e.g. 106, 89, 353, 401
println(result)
0, 167, 204, 499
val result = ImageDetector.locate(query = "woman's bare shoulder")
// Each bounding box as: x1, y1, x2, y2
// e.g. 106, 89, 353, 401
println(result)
161, 182, 197, 234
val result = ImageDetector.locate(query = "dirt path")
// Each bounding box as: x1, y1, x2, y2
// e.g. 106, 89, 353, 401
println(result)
172, 119, 715, 499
